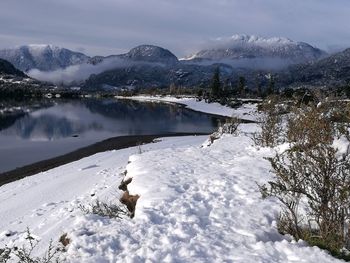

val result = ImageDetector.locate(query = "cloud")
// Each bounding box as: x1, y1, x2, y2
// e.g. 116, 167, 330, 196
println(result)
27, 57, 130, 85
27, 57, 164, 85
0, 0, 350, 57
187, 57, 294, 70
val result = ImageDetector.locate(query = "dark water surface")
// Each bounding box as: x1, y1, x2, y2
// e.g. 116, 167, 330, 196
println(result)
0, 98, 220, 173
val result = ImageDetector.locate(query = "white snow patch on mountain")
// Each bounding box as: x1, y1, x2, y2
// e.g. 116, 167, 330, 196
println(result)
0, 44, 90, 72
184, 34, 326, 68
214, 34, 295, 47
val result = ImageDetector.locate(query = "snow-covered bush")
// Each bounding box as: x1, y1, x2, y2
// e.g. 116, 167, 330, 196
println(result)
286, 106, 333, 149
0, 247, 11, 262
79, 200, 128, 219
204, 116, 241, 147
0, 228, 65, 263
260, 105, 350, 258
218, 116, 241, 135
253, 98, 283, 147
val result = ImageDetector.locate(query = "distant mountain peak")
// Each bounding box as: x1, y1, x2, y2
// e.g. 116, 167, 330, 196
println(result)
124, 45, 178, 64
26, 44, 55, 49
220, 34, 295, 46
0, 45, 90, 71
181, 34, 327, 70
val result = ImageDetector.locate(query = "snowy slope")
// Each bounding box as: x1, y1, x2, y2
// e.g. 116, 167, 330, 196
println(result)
64, 132, 338, 263
0, 136, 207, 259
0, 98, 342, 262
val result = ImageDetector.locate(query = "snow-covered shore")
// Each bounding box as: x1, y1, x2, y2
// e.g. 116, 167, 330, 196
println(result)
116, 95, 259, 121
0, 98, 341, 262
0, 136, 207, 260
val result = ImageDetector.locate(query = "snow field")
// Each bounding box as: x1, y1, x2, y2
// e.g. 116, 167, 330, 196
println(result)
0, 94, 342, 262
66, 132, 339, 262
0, 136, 206, 261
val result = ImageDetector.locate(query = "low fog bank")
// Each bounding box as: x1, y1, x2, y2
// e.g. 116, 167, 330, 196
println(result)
27, 57, 164, 85
27, 55, 293, 86
27, 57, 131, 85
185, 57, 294, 70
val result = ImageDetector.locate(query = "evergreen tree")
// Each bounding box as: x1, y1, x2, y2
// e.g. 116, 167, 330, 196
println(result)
345, 82, 350, 98
238, 76, 246, 97
266, 74, 275, 96
211, 67, 221, 99
255, 77, 262, 98
222, 78, 232, 97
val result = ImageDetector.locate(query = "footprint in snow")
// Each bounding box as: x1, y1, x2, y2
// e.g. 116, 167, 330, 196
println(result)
193, 193, 205, 201
30, 212, 43, 217
0, 230, 16, 238
10, 220, 19, 225
97, 169, 110, 177
42, 202, 58, 207
79, 164, 100, 171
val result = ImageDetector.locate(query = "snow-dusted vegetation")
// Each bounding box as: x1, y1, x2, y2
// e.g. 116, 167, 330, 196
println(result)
1, 99, 348, 262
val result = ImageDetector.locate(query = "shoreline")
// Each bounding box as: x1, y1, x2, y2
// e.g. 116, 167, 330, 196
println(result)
0, 132, 209, 187
116, 95, 257, 123
0, 96, 256, 187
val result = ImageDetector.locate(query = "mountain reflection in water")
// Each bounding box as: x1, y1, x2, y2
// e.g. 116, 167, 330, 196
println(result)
0, 98, 220, 173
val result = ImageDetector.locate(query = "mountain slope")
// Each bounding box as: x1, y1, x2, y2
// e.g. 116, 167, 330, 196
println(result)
121, 45, 178, 64
83, 62, 241, 90
0, 45, 90, 72
88, 45, 179, 65
184, 35, 326, 69
0, 58, 26, 77
280, 48, 350, 87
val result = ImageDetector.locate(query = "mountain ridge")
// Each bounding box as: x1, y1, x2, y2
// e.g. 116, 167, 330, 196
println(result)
0, 58, 27, 77
183, 34, 327, 67
0, 45, 89, 72
1, 36, 349, 91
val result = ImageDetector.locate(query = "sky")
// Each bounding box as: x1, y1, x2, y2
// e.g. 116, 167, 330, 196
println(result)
1, 0, 350, 57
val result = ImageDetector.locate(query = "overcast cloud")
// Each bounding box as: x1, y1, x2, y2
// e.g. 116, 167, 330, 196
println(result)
1, 0, 350, 57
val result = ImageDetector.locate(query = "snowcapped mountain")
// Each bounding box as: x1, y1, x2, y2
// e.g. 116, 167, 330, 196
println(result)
121, 45, 179, 64
2, 38, 346, 90
0, 45, 90, 72
88, 45, 179, 65
183, 34, 327, 69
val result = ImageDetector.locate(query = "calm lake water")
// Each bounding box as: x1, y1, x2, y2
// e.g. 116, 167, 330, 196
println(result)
0, 98, 220, 173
